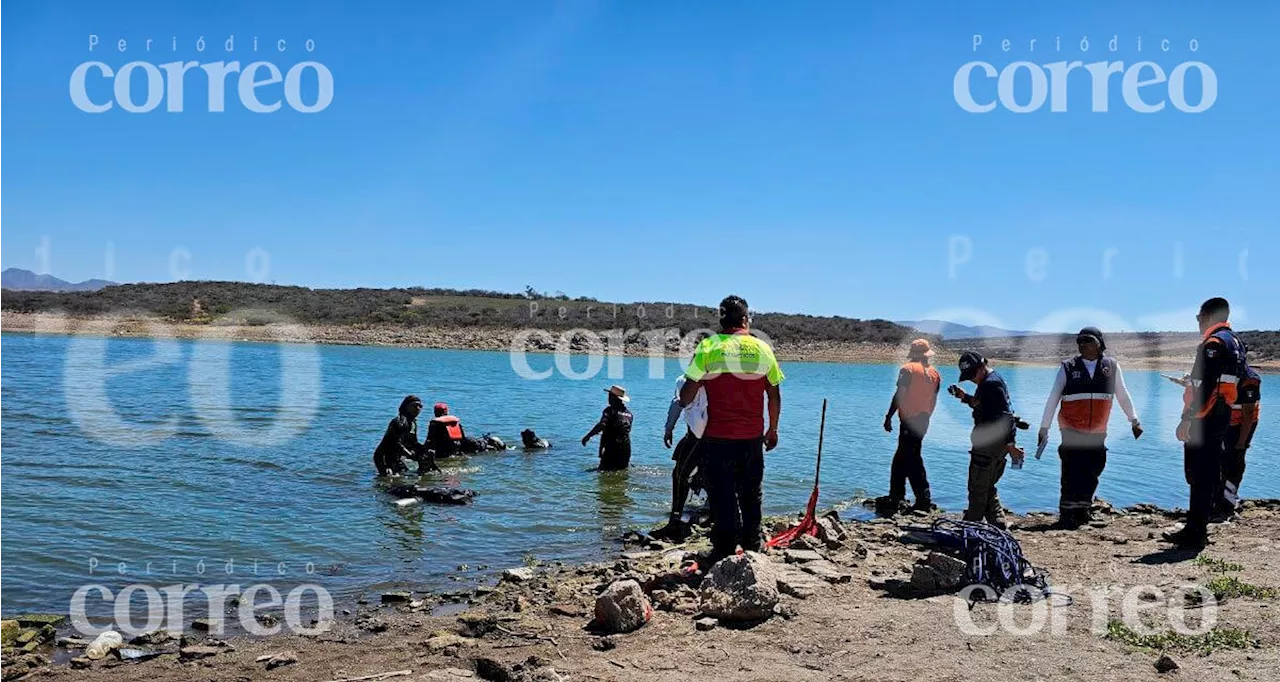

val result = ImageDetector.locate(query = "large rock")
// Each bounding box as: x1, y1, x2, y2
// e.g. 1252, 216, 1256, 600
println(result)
502, 568, 534, 583
699, 552, 780, 622
0, 621, 20, 648
593, 580, 652, 634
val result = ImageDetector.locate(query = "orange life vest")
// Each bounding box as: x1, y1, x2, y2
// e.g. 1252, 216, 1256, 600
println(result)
1186, 322, 1246, 418
432, 415, 463, 440
898, 361, 940, 419
1229, 366, 1262, 427
1057, 356, 1117, 433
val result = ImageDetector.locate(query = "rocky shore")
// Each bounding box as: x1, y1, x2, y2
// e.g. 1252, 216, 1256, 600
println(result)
0, 311, 913, 364
5, 499, 1279, 682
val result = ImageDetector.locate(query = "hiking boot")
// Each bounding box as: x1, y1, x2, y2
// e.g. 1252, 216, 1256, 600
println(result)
909, 499, 937, 514
1162, 527, 1208, 548
651, 518, 689, 541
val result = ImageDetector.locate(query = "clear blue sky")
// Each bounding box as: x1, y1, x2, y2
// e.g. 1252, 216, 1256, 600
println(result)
3, 1, 1277, 331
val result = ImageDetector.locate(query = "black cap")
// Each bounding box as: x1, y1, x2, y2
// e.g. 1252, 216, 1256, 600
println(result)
957, 351, 986, 381
1076, 326, 1106, 352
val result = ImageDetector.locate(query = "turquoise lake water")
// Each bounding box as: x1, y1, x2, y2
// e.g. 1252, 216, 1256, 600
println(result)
1, 332, 1276, 616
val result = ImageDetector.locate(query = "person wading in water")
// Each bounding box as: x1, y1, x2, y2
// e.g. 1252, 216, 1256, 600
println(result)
582, 385, 634, 470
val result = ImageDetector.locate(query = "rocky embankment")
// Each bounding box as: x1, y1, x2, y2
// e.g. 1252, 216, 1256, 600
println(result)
1, 311, 915, 364
5, 499, 1280, 682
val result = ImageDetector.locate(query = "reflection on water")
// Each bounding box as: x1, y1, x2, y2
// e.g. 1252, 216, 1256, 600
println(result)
1, 332, 1277, 616
595, 469, 634, 543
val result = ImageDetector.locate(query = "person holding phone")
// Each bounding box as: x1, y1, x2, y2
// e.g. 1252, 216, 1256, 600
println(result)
949, 352, 1024, 529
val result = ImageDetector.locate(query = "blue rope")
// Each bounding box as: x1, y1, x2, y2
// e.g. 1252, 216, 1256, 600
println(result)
928, 519, 1050, 602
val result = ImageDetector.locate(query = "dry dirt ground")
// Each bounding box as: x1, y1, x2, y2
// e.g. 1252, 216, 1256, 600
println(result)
8, 500, 1279, 682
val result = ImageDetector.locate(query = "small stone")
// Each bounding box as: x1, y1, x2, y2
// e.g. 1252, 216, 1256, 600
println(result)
1155, 654, 1180, 673
620, 550, 654, 561
424, 668, 477, 681
473, 656, 516, 682
190, 618, 215, 632
425, 634, 477, 653
265, 651, 298, 670
356, 616, 390, 633
784, 548, 824, 564
70, 656, 93, 669
549, 604, 585, 618
179, 645, 222, 661
592, 636, 617, 651
58, 636, 92, 648
382, 591, 412, 604
694, 617, 718, 631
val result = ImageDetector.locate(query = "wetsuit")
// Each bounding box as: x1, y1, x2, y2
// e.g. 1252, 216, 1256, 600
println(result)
596, 404, 633, 470
374, 415, 423, 475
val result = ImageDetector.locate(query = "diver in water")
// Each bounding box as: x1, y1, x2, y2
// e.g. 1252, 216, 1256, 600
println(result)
521, 429, 552, 451
374, 395, 439, 475
426, 402, 467, 459
582, 385, 633, 470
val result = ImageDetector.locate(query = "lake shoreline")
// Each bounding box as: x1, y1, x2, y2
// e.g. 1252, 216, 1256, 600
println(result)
10, 498, 1280, 681
8, 311, 1267, 371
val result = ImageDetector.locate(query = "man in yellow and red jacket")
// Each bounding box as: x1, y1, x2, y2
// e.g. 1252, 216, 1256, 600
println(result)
1038, 327, 1143, 528
883, 338, 942, 512
1165, 297, 1248, 547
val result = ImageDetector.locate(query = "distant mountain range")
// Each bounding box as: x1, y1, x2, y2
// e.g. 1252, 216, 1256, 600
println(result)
1, 268, 115, 292
897, 319, 1032, 340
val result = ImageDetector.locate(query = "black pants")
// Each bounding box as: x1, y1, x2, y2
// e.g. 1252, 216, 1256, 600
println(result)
1219, 424, 1247, 511
702, 437, 765, 559
599, 440, 632, 471
1184, 406, 1229, 535
670, 431, 701, 518
1058, 432, 1108, 522
889, 415, 931, 505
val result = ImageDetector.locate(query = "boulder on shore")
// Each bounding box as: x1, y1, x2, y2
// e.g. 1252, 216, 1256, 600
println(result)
593, 580, 652, 634
699, 552, 779, 622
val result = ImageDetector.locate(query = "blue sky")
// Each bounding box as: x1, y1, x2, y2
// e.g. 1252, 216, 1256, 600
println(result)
3, 1, 1277, 331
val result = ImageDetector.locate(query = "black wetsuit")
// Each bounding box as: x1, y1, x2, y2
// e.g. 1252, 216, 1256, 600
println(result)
597, 405, 633, 470
374, 415, 422, 475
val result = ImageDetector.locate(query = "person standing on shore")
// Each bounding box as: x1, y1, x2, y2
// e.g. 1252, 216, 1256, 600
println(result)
948, 352, 1024, 529
582, 385, 634, 470
373, 395, 437, 476
1037, 327, 1143, 529
1219, 364, 1261, 515
680, 295, 784, 563
882, 338, 941, 513
1166, 297, 1248, 547
653, 376, 707, 541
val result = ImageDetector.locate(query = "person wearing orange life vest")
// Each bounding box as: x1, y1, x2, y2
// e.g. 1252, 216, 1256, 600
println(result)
1218, 364, 1261, 514
1037, 327, 1142, 528
1163, 297, 1248, 547
426, 402, 467, 460
882, 338, 942, 512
